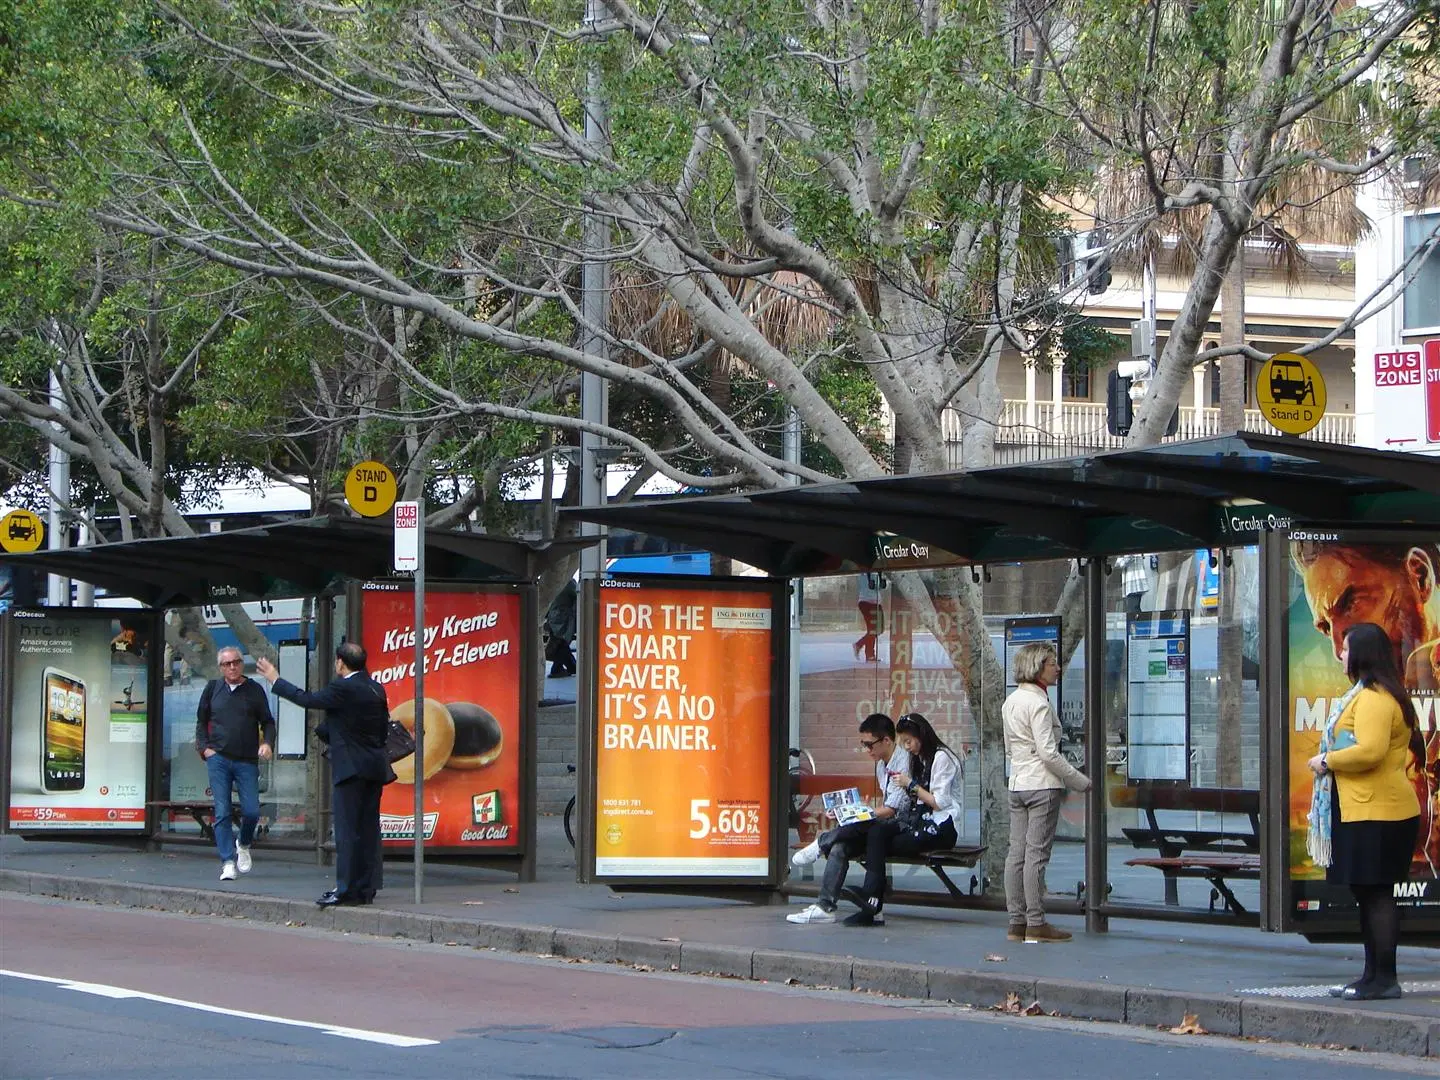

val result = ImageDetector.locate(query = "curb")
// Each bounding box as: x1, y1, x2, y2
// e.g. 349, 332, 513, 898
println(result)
1, 868, 1433, 1058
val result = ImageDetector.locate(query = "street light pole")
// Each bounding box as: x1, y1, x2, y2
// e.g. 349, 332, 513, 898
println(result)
578, 0, 610, 583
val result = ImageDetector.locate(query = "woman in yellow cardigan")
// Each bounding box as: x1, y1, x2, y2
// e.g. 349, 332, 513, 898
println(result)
1307, 621, 1425, 1001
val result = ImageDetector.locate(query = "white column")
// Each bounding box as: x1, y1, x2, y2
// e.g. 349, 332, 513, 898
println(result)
1192, 364, 1206, 410
1050, 354, 1065, 440
1024, 358, 1037, 430
1354, 172, 1405, 450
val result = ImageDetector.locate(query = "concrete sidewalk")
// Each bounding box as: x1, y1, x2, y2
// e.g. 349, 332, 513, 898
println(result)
2, 823, 1438, 1059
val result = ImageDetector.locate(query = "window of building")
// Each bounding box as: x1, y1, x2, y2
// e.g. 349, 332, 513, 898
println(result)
1207, 357, 1252, 407
1403, 211, 1440, 330
1062, 367, 1092, 399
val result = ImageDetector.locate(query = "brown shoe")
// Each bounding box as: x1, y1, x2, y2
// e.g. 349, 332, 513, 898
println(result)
1006, 923, 1027, 942
1025, 922, 1072, 943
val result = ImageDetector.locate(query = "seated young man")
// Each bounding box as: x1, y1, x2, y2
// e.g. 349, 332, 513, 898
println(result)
786, 713, 912, 925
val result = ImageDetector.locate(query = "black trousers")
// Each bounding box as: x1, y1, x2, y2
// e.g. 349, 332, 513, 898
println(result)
333, 776, 383, 899
860, 817, 958, 904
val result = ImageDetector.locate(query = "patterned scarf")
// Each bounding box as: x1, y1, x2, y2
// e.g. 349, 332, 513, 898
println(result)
1306, 681, 1363, 868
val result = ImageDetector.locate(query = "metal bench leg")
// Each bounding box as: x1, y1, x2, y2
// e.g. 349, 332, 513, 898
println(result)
1207, 876, 1247, 915
1162, 872, 1179, 906
926, 863, 967, 903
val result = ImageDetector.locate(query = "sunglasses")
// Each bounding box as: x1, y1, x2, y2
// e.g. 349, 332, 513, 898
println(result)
219, 659, 244, 667
859, 739, 881, 750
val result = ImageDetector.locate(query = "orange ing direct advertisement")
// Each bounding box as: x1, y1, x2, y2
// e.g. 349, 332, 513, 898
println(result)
594, 580, 776, 879
360, 583, 522, 851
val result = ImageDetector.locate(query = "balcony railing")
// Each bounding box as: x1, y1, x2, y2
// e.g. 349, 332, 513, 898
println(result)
940, 401, 1354, 465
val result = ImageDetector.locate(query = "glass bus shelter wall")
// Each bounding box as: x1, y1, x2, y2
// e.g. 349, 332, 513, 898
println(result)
157, 595, 335, 844
791, 549, 1261, 917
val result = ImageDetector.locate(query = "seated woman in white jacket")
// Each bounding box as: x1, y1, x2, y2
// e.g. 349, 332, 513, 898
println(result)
844, 712, 964, 926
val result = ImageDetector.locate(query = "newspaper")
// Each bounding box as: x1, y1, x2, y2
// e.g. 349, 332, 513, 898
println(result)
821, 787, 875, 826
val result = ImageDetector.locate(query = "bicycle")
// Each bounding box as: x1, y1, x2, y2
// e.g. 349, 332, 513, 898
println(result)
564, 763, 576, 847
788, 746, 817, 839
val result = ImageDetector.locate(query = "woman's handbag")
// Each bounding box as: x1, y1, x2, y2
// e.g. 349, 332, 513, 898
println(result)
384, 719, 416, 763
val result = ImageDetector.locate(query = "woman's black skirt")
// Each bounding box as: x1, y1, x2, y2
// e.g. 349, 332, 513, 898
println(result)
1327, 777, 1420, 885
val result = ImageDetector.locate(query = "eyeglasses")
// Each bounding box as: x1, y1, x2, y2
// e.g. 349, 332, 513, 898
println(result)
859, 739, 880, 750
219, 659, 244, 667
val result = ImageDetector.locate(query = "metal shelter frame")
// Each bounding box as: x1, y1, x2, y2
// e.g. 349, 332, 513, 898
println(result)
562, 433, 1440, 932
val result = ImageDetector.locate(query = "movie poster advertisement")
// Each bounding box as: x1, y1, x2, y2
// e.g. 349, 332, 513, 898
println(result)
5, 608, 154, 831
591, 578, 781, 881
357, 583, 523, 852
1285, 529, 1440, 919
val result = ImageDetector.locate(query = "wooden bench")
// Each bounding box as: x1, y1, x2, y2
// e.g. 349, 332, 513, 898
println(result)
147, 800, 259, 844
859, 844, 989, 903
1110, 785, 1260, 913
1122, 854, 1260, 915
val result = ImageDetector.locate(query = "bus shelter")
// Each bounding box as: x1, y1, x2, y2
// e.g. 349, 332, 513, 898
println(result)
565, 433, 1440, 936
1, 516, 593, 882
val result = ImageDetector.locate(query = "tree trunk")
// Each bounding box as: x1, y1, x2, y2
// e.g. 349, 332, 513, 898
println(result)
1216, 254, 1245, 787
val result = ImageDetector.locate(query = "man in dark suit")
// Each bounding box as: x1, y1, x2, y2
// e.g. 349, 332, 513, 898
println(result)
257, 642, 391, 906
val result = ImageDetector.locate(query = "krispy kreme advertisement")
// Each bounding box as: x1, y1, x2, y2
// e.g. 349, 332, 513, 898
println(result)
1285, 528, 1440, 922
5, 607, 156, 832
590, 577, 783, 881
357, 583, 523, 851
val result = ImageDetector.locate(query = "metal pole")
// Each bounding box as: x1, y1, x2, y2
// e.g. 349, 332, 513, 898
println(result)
578, 0, 610, 584
47, 368, 70, 606
412, 497, 427, 904
1084, 557, 1109, 934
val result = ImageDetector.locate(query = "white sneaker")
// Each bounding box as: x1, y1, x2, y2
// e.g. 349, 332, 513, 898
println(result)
235, 845, 252, 874
791, 840, 822, 867
219, 861, 237, 881
786, 903, 836, 924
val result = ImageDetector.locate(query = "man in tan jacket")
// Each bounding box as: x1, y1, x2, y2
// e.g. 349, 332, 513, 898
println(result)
1002, 643, 1090, 942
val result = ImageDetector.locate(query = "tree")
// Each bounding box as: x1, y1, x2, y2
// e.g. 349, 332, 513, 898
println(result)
5, 0, 1434, 888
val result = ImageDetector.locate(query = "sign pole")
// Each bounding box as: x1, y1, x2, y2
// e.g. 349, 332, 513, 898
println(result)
412, 496, 426, 904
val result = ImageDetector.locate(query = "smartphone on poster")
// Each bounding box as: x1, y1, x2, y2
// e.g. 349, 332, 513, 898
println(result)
41, 667, 86, 792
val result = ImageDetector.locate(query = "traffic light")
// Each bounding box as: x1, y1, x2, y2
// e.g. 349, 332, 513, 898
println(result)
1087, 228, 1112, 295
1107, 370, 1133, 436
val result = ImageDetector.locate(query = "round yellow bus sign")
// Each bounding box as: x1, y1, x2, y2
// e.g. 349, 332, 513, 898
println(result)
345, 461, 397, 518
1255, 352, 1326, 436
0, 508, 44, 553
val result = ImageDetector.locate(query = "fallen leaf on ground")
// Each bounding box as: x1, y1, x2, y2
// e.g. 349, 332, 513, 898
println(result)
1023, 1002, 1044, 1016
983, 954, 1007, 963
995, 991, 1024, 1013
503, 887, 519, 893
462, 900, 485, 906
443, 941, 460, 947
1170, 1013, 1208, 1035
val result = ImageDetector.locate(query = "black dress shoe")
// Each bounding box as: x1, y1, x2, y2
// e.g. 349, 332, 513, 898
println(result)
316, 891, 369, 907
1341, 980, 1402, 1001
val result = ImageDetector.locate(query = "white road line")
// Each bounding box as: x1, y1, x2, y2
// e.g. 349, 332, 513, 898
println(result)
0, 969, 438, 1047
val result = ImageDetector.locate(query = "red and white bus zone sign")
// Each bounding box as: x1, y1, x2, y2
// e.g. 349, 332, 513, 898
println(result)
393, 500, 419, 571
1373, 341, 1440, 447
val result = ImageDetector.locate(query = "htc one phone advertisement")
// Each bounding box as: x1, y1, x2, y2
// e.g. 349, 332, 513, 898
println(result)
6, 608, 154, 831
357, 583, 523, 852
592, 578, 781, 881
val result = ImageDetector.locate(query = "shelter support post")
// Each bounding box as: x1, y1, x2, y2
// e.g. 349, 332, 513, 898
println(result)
1084, 557, 1109, 934
1258, 528, 1288, 932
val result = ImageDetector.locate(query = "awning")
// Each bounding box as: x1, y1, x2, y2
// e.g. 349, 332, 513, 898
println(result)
564, 433, 1440, 574
0, 516, 596, 607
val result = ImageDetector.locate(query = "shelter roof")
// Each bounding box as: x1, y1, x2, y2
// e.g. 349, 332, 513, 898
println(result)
564, 434, 1440, 575
0, 516, 594, 607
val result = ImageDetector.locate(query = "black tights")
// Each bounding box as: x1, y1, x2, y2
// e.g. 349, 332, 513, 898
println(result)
1351, 883, 1400, 986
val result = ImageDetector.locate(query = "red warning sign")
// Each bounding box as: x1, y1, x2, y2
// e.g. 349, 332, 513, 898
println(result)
1425, 340, 1440, 443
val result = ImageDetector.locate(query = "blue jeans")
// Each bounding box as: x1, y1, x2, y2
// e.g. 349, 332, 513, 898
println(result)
205, 754, 260, 862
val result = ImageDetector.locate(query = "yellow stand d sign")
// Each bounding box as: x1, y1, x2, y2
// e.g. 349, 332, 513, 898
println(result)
345, 461, 398, 518
0, 508, 44, 553
1255, 352, 1326, 436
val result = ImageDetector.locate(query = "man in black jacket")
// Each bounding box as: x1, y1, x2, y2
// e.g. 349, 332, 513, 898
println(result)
196, 647, 275, 882
257, 642, 391, 906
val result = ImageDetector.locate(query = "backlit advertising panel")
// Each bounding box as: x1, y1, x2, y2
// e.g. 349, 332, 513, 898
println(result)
356, 583, 525, 852
591, 577, 783, 881
5, 608, 156, 831
1285, 528, 1440, 923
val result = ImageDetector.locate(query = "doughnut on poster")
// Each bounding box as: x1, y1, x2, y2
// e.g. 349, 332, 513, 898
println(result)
591, 578, 784, 881
358, 582, 523, 851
